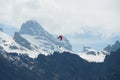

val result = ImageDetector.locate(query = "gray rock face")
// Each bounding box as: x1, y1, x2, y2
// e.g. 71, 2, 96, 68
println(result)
83, 46, 92, 52
112, 40, 120, 51
87, 51, 96, 55
104, 40, 120, 52
19, 20, 45, 36
9, 45, 19, 50
104, 45, 112, 52
13, 32, 32, 50
82, 46, 97, 55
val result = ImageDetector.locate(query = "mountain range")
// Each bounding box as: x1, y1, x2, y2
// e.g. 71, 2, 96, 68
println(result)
0, 44, 120, 80
1, 20, 119, 62
0, 20, 120, 80
0, 20, 72, 58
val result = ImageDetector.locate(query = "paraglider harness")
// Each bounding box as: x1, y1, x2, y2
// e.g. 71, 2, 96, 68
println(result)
58, 35, 63, 48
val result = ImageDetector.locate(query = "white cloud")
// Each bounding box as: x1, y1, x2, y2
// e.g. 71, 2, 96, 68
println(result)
0, 0, 120, 50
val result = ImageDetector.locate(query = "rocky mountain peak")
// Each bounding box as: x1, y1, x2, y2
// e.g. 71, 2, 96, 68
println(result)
104, 40, 120, 52
19, 20, 45, 36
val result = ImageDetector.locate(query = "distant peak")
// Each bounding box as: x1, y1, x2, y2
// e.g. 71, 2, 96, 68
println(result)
115, 40, 120, 44
19, 20, 45, 36
0, 28, 3, 32
25, 20, 39, 24
104, 40, 120, 52
83, 46, 92, 52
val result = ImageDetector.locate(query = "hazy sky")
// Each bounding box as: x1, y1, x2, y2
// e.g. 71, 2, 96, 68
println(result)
0, 0, 120, 51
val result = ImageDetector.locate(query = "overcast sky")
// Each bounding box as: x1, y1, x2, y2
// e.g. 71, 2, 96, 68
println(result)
0, 0, 120, 51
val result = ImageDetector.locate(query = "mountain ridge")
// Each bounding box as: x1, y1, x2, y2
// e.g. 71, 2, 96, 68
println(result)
0, 20, 120, 62
0, 20, 72, 58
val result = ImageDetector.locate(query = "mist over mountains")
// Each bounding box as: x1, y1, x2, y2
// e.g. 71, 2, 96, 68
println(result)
0, 24, 18, 35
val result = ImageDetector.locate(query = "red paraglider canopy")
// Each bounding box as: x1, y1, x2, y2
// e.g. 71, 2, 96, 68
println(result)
58, 35, 63, 41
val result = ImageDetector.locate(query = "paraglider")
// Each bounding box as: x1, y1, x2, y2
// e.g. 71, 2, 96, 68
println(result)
58, 35, 63, 41
58, 35, 63, 48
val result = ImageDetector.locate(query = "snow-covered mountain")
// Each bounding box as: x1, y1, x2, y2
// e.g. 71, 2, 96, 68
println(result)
77, 46, 109, 62
0, 20, 119, 63
1, 28, 106, 62
13, 20, 72, 57
0, 20, 72, 58
0, 27, 106, 63
0, 30, 45, 58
